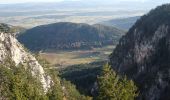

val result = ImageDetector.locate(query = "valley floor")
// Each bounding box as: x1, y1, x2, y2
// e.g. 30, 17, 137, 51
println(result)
40, 45, 115, 68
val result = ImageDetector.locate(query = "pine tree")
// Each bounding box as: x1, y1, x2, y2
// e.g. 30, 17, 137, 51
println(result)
0, 60, 47, 100
96, 63, 138, 100
47, 70, 63, 100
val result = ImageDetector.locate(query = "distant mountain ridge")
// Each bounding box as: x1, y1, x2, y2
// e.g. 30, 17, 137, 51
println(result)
100, 16, 140, 30
18, 22, 125, 52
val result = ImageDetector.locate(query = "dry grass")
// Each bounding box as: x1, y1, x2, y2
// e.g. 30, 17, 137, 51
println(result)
40, 45, 115, 67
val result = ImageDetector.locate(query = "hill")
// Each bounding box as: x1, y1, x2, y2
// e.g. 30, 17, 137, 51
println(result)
110, 4, 170, 100
18, 22, 125, 52
101, 16, 140, 30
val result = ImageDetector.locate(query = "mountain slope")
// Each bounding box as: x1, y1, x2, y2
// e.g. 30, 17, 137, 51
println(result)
0, 32, 52, 92
18, 22, 124, 52
101, 16, 140, 30
0, 23, 92, 100
110, 4, 170, 100
0, 25, 52, 92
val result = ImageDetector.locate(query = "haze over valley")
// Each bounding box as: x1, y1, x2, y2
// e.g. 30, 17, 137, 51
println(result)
0, 0, 167, 28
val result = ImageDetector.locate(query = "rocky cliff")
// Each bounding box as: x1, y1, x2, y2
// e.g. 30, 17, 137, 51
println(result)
0, 32, 52, 92
110, 4, 170, 100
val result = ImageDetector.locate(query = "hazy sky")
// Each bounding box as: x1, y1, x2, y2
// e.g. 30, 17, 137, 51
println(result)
0, 0, 75, 4
0, 0, 169, 4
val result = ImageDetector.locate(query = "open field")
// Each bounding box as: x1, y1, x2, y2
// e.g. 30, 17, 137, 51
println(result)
40, 45, 115, 68
0, 10, 144, 28
0, 2, 146, 28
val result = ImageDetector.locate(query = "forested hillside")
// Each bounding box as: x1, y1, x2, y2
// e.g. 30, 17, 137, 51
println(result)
18, 22, 124, 52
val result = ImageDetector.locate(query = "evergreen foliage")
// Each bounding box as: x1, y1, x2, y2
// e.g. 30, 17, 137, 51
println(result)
96, 63, 138, 100
0, 60, 47, 100
0, 23, 25, 34
0, 57, 91, 100
62, 80, 92, 100
46, 69, 63, 100
59, 61, 103, 95
0, 23, 11, 33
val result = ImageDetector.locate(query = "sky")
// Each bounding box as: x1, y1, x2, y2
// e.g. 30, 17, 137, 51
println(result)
0, 0, 169, 4
0, 0, 68, 4
0, 0, 169, 6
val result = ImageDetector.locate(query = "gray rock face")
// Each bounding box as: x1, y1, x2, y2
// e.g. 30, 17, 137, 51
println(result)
110, 4, 170, 100
0, 32, 52, 92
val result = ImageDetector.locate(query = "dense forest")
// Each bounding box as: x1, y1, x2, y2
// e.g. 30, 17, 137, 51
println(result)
18, 22, 124, 51
0, 57, 138, 100
59, 61, 104, 95
0, 57, 92, 100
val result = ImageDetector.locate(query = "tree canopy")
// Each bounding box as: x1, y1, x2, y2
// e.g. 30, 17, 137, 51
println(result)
96, 63, 138, 100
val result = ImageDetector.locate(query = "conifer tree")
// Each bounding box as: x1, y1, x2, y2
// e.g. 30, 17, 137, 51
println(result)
97, 63, 138, 100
